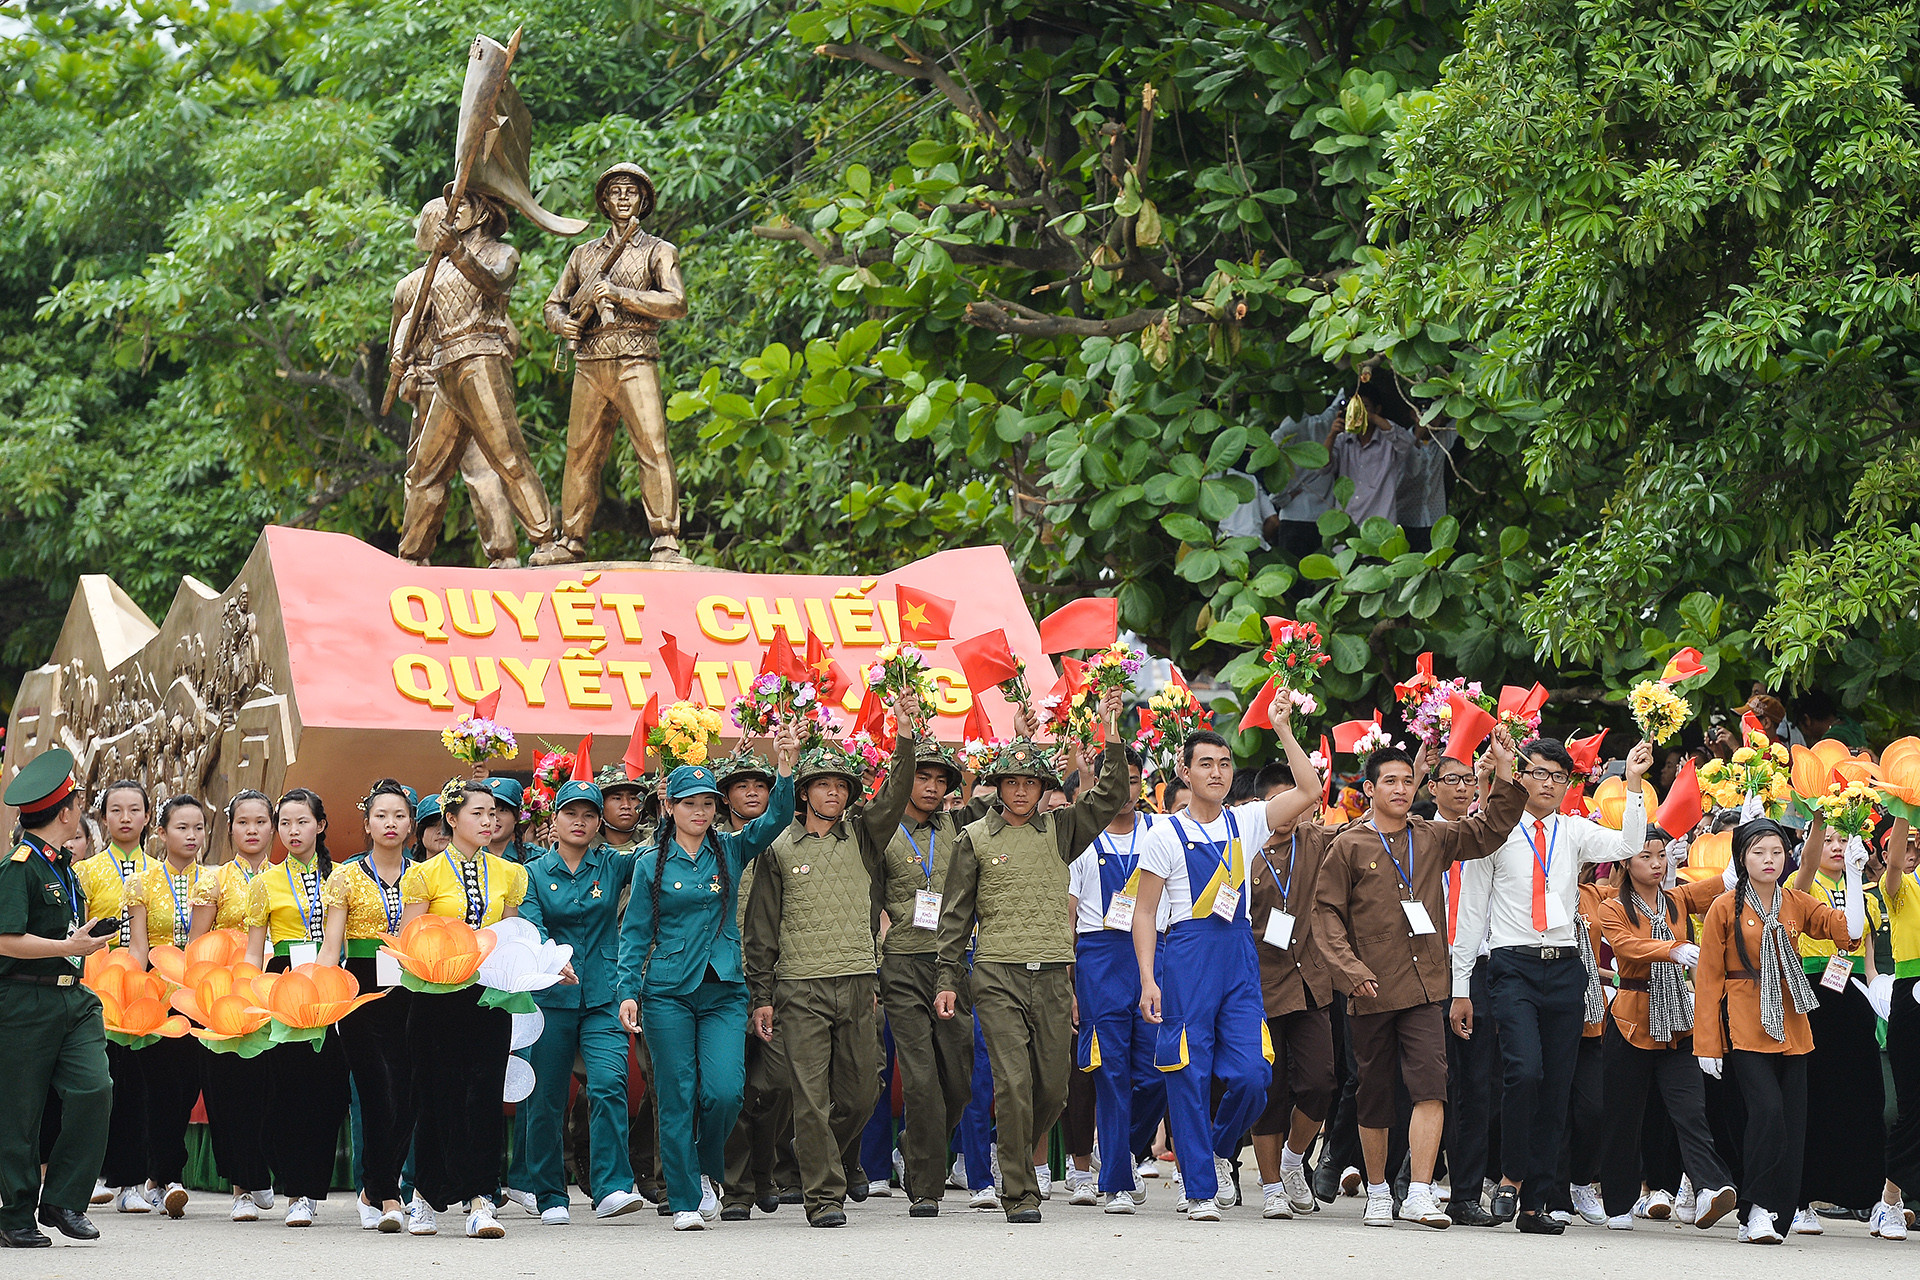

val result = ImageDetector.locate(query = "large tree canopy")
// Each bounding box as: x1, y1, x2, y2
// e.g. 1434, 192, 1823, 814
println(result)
1, 0, 1912, 735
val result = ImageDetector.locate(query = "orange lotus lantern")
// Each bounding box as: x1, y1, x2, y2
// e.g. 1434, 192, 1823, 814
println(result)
170, 962, 273, 1054
1790, 744, 1838, 800
148, 944, 188, 987
249, 963, 385, 1048
380, 915, 493, 991
1587, 776, 1659, 830
82, 946, 140, 995
186, 928, 247, 968
1876, 737, 1920, 815
100, 985, 190, 1049
1678, 830, 1734, 884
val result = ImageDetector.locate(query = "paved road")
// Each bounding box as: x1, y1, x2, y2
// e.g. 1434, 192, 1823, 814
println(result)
11, 1183, 1899, 1279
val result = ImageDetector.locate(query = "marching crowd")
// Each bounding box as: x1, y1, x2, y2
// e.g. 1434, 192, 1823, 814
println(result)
4, 682, 1919, 1253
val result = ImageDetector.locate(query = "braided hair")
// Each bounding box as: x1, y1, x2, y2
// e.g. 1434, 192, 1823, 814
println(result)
275, 787, 333, 878
1728, 817, 1790, 975
643, 801, 731, 985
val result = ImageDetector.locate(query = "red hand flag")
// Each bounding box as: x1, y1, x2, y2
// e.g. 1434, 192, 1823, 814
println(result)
473, 688, 502, 721
1039, 597, 1119, 654
855, 686, 894, 750
1655, 758, 1703, 839
1443, 693, 1496, 764
1332, 711, 1382, 755
963, 698, 993, 744
760, 634, 805, 682
895, 585, 956, 642
1566, 729, 1608, 776
953, 630, 1020, 691
1045, 675, 1076, 726
1659, 647, 1707, 685
1060, 656, 1088, 695
804, 630, 847, 700
1240, 678, 1281, 732
1169, 664, 1190, 691
622, 697, 658, 778
1559, 782, 1587, 817
571, 734, 594, 782
1497, 682, 1549, 719
657, 632, 697, 702
1393, 652, 1435, 702
1740, 710, 1770, 743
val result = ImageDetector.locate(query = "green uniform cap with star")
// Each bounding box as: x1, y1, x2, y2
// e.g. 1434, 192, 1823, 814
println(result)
796, 744, 862, 791
979, 739, 1060, 787
5, 747, 78, 813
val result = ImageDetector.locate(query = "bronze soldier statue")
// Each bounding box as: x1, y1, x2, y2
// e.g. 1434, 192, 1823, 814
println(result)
394, 190, 569, 567
390, 198, 522, 567
542, 164, 689, 564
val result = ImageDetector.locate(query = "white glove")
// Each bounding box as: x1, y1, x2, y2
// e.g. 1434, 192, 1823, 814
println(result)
1669, 942, 1701, 970
1722, 859, 1738, 892
1852, 975, 1895, 1021
1844, 834, 1871, 876
1697, 1056, 1722, 1080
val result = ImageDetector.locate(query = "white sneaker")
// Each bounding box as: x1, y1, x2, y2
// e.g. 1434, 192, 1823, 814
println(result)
1570, 1182, 1606, 1225
1607, 1214, 1634, 1230
500, 1187, 538, 1216
1550, 1209, 1576, 1225
1263, 1187, 1293, 1220
1172, 1171, 1188, 1214
867, 1180, 892, 1198
1738, 1216, 1750, 1243
698, 1176, 720, 1223
1696, 1185, 1738, 1229
1188, 1197, 1221, 1222
1341, 1166, 1363, 1197
378, 1209, 404, 1233
968, 1185, 1001, 1211
1638, 1188, 1673, 1220
1364, 1188, 1395, 1226
1282, 1166, 1315, 1214
594, 1189, 647, 1219
143, 1185, 163, 1212
672, 1210, 706, 1230
158, 1182, 186, 1217
1871, 1200, 1910, 1240
1403, 1187, 1450, 1229
1747, 1205, 1782, 1243
406, 1197, 437, 1235
540, 1206, 570, 1225
1034, 1165, 1052, 1200
949, 1156, 967, 1190
466, 1199, 505, 1238
1214, 1155, 1238, 1208
1675, 1175, 1696, 1223
357, 1197, 382, 1229
1791, 1207, 1823, 1235
250, 1189, 275, 1210
116, 1186, 151, 1213
1103, 1192, 1136, 1215
230, 1192, 258, 1222
1066, 1171, 1098, 1206
1138, 1158, 1159, 1180
91, 1180, 113, 1207
284, 1196, 315, 1227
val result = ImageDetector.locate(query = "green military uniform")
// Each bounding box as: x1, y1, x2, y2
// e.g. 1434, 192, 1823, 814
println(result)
934, 735, 1126, 1219
0, 750, 111, 1247
742, 734, 915, 1223
878, 741, 991, 1207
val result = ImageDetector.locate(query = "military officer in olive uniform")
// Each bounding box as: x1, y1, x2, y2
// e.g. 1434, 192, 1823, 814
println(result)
0, 749, 113, 1248
743, 724, 917, 1227
933, 687, 1127, 1223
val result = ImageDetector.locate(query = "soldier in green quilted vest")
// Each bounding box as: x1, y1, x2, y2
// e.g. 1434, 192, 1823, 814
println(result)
743, 714, 916, 1227
934, 687, 1127, 1222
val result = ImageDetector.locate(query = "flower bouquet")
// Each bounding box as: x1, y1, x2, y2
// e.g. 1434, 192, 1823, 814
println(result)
731, 673, 837, 748
1136, 683, 1213, 775
1627, 680, 1692, 746
1086, 642, 1145, 699
960, 736, 1002, 775
649, 700, 726, 769
441, 714, 517, 766
1262, 617, 1330, 692
1350, 722, 1398, 760
864, 643, 938, 725
1698, 731, 1790, 818
1404, 678, 1487, 751
522, 747, 577, 827
1805, 780, 1882, 841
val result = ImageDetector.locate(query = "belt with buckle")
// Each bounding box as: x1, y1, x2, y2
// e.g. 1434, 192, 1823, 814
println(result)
1503, 944, 1574, 961
4, 972, 79, 987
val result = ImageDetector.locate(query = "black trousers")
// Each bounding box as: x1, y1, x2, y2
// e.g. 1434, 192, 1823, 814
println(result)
1729, 1050, 1808, 1230
1799, 979, 1884, 1209
1549, 1033, 1606, 1210
409, 986, 510, 1209
1888, 977, 1920, 1193
100, 1040, 148, 1187
265, 1029, 350, 1200
202, 1047, 272, 1191
1598, 1021, 1733, 1218
341, 956, 413, 1205
1062, 1053, 1096, 1159
1444, 957, 1500, 1207
139, 1035, 203, 1186
1487, 948, 1586, 1212
1639, 1075, 1683, 1194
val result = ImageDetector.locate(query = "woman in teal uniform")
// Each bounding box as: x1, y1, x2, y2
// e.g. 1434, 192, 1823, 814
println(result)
618, 723, 799, 1230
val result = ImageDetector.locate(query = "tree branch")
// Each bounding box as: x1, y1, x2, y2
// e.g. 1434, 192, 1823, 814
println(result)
964, 294, 1246, 338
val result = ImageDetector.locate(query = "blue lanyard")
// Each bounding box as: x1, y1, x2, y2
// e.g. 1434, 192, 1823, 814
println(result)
899, 823, 936, 886
1530, 818, 1558, 882
1371, 823, 1414, 898
32, 841, 80, 929
1178, 811, 1240, 884
285, 858, 322, 940
1099, 820, 1142, 878
360, 858, 404, 932
163, 864, 196, 945
445, 851, 490, 926
1258, 833, 1297, 904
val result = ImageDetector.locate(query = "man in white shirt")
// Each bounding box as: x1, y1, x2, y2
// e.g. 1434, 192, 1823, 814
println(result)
1066, 748, 1165, 1213
1129, 708, 1321, 1221
1268, 396, 1342, 558
1448, 736, 1651, 1234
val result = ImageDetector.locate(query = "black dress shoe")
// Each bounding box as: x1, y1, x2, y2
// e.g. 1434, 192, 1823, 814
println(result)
0, 1225, 51, 1248
755, 1194, 779, 1214
1311, 1161, 1338, 1204
656, 1201, 673, 1216
720, 1206, 751, 1222
847, 1180, 869, 1203
1516, 1210, 1565, 1235
778, 1188, 804, 1204
1449, 1201, 1497, 1227
909, 1200, 939, 1218
808, 1209, 847, 1228
37, 1206, 98, 1240
1005, 1209, 1042, 1224
1490, 1185, 1518, 1223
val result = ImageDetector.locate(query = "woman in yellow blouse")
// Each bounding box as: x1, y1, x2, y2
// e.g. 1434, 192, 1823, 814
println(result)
320, 779, 415, 1234
1880, 817, 1919, 1240
399, 778, 528, 1239
189, 789, 276, 1221
72, 779, 157, 1214
1788, 814, 1887, 1234
123, 795, 210, 1219
243, 788, 350, 1228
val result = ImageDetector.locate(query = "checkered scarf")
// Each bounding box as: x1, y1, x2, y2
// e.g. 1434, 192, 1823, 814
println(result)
1574, 910, 1605, 1025
1746, 883, 1817, 1041
1632, 890, 1693, 1042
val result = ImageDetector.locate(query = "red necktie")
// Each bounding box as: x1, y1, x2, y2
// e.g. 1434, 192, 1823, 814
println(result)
1447, 863, 1461, 946
1531, 818, 1549, 932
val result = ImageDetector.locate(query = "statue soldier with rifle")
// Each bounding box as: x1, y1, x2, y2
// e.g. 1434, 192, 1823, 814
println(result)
541, 164, 690, 565
390, 31, 586, 568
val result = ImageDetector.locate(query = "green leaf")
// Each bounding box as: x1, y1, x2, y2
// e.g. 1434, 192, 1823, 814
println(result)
1298, 554, 1340, 581
1328, 632, 1370, 674
1177, 548, 1222, 582
1161, 513, 1212, 543
1498, 526, 1530, 558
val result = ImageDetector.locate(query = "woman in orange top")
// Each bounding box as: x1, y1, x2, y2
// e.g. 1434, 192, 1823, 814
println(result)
1694, 818, 1860, 1244
1597, 825, 1738, 1229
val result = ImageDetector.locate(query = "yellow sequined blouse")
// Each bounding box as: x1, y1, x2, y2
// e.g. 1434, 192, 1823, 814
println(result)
189, 858, 271, 933
323, 858, 408, 939
133, 861, 208, 949
243, 856, 328, 946
400, 850, 527, 927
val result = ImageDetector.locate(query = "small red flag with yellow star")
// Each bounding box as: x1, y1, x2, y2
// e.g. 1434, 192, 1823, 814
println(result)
895, 585, 955, 642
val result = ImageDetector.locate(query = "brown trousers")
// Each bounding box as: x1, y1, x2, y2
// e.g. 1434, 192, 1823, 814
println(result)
399, 353, 554, 558
561, 358, 678, 542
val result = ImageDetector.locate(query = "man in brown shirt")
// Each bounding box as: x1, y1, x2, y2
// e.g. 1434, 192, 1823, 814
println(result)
1313, 728, 1523, 1228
